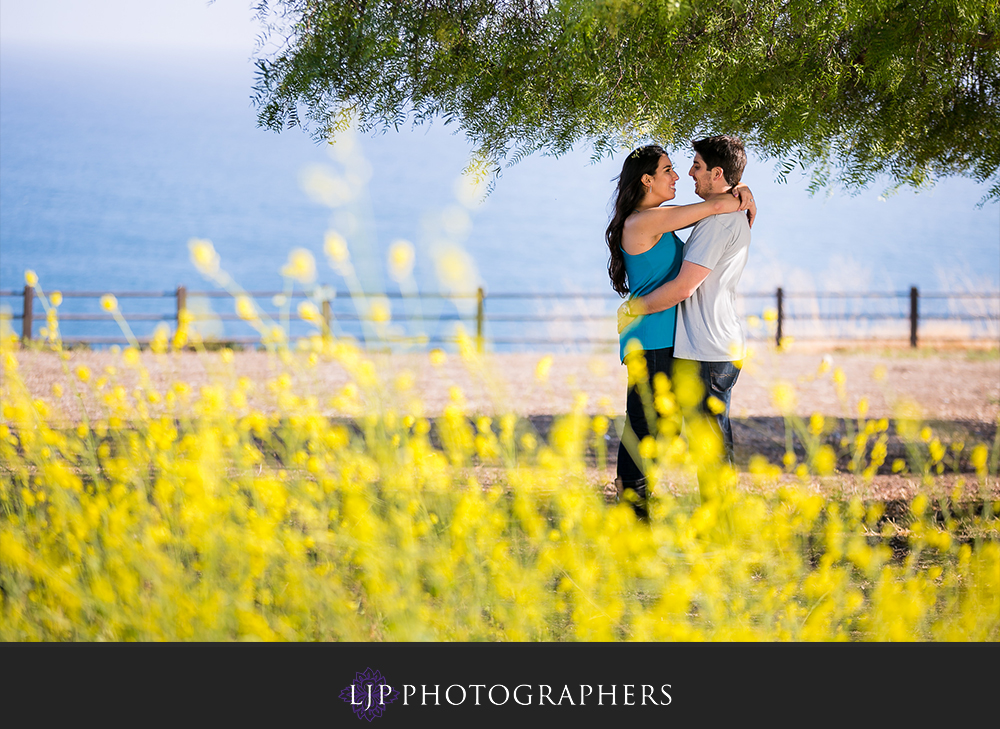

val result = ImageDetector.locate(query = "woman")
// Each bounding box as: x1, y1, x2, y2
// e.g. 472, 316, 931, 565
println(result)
606, 144, 753, 520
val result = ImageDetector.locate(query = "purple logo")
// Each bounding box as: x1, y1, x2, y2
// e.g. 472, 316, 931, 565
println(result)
340, 667, 400, 721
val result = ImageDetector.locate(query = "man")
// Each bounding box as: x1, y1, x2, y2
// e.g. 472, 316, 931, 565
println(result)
617, 135, 752, 468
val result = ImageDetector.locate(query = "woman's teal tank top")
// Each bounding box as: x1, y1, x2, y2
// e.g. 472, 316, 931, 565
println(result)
619, 231, 684, 362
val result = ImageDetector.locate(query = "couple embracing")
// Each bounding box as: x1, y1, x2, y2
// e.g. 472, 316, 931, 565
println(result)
608, 136, 755, 519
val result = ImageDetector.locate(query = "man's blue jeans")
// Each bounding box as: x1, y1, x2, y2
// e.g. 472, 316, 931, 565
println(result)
690, 359, 741, 466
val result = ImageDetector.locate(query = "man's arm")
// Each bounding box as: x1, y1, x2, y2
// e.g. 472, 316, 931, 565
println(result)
638, 260, 712, 314
617, 260, 711, 333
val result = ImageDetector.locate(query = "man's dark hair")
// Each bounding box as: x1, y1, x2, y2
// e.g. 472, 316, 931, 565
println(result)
692, 136, 747, 187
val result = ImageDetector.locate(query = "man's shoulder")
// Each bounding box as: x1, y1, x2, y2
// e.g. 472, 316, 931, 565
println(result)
689, 211, 747, 241
713, 210, 750, 234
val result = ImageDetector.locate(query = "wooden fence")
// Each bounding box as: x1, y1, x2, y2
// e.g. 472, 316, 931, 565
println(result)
2, 285, 998, 350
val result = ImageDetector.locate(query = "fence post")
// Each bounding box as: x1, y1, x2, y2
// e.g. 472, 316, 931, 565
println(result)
322, 297, 332, 341
775, 287, 784, 347
22, 285, 34, 342
909, 286, 919, 348
476, 287, 485, 353
176, 286, 187, 330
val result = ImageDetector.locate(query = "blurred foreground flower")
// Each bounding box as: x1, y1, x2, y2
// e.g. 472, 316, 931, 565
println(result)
435, 245, 477, 291
368, 297, 391, 324
236, 296, 258, 321
281, 248, 316, 284
298, 301, 323, 324
771, 382, 797, 413
388, 239, 415, 281
324, 231, 350, 268
150, 324, 169, 354
300, 164, 353, 207
535, 355, 553, 382
188, 238, 220, 276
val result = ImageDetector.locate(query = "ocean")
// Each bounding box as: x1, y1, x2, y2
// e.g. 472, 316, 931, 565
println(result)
2, 46, 998, 347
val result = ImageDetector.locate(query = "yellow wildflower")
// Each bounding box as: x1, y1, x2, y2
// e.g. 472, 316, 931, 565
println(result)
281, 248, 316, 284
770, 382, 796, 413
813, 446, 837, 475
970, 444, 988, 472
324, 231, 350, 265
188, 238, 220, 275
388, 239, 415, 281
591, 415, 609, 436
707, 396, 726, 415
235, 296, 257, 321
298, 301, 322, 324
809, 413, 825, 435
535, 355, 553, 382
368, 298, 391, 324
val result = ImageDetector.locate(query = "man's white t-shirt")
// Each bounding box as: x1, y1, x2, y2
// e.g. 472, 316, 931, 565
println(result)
673, 211, 751, 362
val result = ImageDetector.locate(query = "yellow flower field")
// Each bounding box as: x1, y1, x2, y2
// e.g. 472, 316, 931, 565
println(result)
2, 323, 998, 641
3, 261, 998, 642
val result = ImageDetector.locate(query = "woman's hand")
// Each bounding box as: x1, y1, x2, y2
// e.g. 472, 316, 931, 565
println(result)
617, 298, 640, 334
732, 184, 757, 228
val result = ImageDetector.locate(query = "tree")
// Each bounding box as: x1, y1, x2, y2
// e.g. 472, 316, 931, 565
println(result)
251, 0, 1000, 200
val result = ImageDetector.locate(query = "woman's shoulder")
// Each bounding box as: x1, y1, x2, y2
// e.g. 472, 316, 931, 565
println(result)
624, 233, 663, 257
622, 210, 668, 255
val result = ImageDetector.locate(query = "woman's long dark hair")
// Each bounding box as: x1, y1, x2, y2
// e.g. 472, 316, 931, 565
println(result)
606, 145, 667, 296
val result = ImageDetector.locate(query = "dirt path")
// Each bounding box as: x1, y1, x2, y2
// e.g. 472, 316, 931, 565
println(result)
8, 345, 998, 423
5, 344, 998, 502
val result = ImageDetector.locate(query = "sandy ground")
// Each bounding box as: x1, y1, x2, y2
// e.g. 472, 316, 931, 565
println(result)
5, 344, 999, 502
5, 344, 998, 423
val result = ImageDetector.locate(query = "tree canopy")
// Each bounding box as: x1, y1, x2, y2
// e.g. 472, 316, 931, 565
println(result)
251, 0, 1000, 200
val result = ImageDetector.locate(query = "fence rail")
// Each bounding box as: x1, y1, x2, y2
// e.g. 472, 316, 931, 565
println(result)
2, 285, 998, 350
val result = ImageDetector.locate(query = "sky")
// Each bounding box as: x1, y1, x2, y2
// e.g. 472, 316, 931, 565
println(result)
0, 0, 260, 53
3, 0, 997, 301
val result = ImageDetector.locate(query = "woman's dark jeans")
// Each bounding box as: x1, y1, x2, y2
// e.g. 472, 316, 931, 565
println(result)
617, 347, 674, 518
